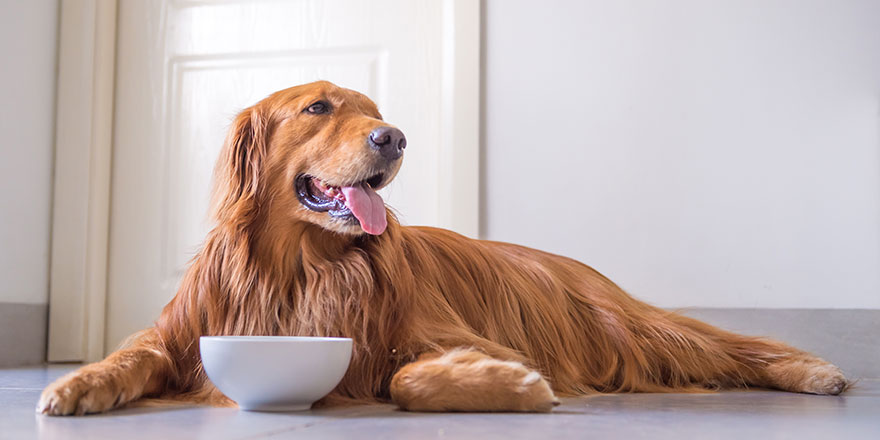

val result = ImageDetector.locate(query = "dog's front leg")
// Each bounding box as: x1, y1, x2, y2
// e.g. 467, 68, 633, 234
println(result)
389, 348, 560, 412
37, 329, 170, 416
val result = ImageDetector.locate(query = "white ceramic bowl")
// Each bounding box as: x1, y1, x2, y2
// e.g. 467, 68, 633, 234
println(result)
200, 336, 353, 411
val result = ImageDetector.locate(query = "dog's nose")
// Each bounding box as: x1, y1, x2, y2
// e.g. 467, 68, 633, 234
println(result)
368, 126, 406, 161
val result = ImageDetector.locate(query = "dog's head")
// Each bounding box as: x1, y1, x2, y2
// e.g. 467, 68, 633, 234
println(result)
213, 81, 405, 236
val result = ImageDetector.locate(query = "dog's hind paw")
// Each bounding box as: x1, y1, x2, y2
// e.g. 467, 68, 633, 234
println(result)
765, 357, 849, 396
801, 363, 849, 395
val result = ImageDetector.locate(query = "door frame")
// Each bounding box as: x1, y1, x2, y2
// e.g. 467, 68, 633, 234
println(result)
47, 0, 117, 363
48, 0, 480, 362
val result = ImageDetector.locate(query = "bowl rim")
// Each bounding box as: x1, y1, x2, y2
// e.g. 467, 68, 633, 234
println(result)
200, 336, 352, 343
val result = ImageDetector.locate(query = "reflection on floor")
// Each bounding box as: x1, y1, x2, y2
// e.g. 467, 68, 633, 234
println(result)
2, 364, 878, 439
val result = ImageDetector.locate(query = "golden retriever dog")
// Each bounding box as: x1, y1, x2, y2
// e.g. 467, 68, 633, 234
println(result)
39, 81, 847, 415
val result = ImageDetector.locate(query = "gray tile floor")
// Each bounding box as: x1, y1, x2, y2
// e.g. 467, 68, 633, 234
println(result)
2, 364, 878, 439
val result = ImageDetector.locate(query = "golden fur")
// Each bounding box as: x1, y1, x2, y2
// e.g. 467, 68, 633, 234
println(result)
39, 81, 847, 415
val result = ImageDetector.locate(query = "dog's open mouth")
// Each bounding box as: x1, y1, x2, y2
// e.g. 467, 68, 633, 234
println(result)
295, 173, 387, 235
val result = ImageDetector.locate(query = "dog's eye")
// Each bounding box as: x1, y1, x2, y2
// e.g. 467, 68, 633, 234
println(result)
305, 101, 330, 115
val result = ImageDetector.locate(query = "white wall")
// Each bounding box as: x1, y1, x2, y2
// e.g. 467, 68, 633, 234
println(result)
0, 0, 58, 304
484, 0, 880, 309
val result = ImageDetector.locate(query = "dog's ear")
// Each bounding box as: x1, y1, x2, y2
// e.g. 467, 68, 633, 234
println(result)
211, 106, 268, 223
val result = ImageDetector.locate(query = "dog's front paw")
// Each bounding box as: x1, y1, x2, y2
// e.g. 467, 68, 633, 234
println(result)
37, 368, 125, 416
391, 348, 560, 412
514, 370, 561, 412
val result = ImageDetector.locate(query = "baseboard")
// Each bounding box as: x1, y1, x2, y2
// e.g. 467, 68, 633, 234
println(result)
0, 302, 47, 367
680, 308, 880, 380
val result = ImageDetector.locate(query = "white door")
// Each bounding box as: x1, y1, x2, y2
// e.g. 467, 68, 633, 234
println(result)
104, 0, 478, 353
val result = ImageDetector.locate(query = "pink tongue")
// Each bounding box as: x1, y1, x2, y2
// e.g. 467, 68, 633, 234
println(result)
341, 183, 387, 235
